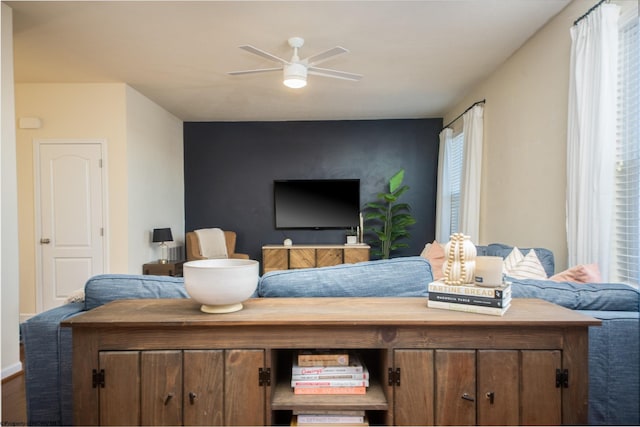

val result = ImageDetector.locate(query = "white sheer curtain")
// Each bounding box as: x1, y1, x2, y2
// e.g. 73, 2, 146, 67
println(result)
435, 128, 453, 242
459, 104, 484, 243
566, 3, 619, 280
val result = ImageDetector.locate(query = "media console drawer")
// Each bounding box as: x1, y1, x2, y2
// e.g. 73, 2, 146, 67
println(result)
262, 244, 370, 273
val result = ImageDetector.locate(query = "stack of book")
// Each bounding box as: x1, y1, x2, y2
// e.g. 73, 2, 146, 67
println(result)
427, 280, 512, 316
292, 411, 368, 426
292, 351, 369, 395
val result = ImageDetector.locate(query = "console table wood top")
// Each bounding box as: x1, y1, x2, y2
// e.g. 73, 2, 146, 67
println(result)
63, 297, 600, 328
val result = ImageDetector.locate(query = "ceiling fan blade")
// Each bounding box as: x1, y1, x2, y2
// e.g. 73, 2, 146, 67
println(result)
228, 67, 282, 76
308, 66, 363, 81
304, 46, 348, 66
239, 45, 289, 65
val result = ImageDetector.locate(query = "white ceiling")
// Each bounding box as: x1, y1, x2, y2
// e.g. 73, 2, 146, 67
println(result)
8, 0, 571, 121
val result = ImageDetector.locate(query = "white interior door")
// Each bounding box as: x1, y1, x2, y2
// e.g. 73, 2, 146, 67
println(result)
36, 140, 106, 311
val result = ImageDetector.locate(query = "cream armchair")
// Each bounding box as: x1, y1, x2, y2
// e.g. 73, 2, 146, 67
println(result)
186, 230, 249, 261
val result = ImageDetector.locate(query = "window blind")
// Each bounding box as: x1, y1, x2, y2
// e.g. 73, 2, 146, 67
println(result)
614, 8, 639, 286
448, 132, 464, 234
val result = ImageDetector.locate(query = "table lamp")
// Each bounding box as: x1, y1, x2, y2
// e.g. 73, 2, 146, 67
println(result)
152, 228, 173, 264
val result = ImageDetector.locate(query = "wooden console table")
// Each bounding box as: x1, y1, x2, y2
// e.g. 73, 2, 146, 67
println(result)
63, 297, 599, 426
262, 244, 370, 273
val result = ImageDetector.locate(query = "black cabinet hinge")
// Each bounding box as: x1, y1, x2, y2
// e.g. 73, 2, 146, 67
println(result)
556, 368, 569, 388
258, 368, 271, 386
388, 367, 401, 386
92, 369, 105, 388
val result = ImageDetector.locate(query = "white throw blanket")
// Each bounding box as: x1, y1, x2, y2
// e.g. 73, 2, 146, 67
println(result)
195, 228, 228, 259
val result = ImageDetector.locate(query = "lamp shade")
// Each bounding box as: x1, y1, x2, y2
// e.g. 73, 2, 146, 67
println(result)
152, 228, 173, 243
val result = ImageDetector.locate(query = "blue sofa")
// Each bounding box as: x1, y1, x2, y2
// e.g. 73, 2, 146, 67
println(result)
21, 250, 639, 425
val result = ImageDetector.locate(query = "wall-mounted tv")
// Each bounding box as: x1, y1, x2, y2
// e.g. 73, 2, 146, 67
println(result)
274, 179, 360, 229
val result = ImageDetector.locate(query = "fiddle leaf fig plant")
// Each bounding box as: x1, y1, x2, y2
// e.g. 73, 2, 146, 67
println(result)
364, 169, 416, 259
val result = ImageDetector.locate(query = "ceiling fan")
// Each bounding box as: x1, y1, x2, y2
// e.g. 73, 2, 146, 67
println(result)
228, 37, 362, 89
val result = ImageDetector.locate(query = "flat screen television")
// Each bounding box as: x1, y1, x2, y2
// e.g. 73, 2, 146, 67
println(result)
274, 179, 360, 229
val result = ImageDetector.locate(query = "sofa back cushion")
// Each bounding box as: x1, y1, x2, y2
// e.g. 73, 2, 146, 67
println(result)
511, 278, 640, 311
258, 257, 433, 297
476, 243, 555, 277
84, 274, 188, 310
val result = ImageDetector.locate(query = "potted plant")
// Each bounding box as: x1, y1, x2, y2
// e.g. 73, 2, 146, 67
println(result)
364, 169, 416, 259
345, 227, 359, 245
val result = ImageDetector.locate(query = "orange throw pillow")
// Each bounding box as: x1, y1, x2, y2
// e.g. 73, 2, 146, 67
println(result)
550, 264, 602, 284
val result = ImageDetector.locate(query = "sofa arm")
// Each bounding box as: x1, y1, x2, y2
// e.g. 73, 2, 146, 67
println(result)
20, 303, 85, 426
578, 310, 640, 425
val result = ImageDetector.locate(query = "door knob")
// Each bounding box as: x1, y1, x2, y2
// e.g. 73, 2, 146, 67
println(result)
164, 393, 174, 406
461, 393, 475, 402
40, 238, 51, 244
486, 391, 495, 404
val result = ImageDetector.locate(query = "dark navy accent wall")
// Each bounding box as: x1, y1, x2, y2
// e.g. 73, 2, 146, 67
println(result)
184, 119, 442, 262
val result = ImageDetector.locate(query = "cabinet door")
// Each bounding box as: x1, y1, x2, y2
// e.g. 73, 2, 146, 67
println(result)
183, 350, 224, 426
289, 248, 315, 269
435, 350, 476, 426
224, 349, 265, 425
477, 350, 519, 426
141, 350, 183, 426
99, 351, 141, 426
344, 247, 369, 264
317, 248, 342, 267
263, 248, 288, 273
521, 350, 562, 425
394, 349, 435, 426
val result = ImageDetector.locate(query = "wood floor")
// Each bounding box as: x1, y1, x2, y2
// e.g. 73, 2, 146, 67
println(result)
1, 346, 27, 425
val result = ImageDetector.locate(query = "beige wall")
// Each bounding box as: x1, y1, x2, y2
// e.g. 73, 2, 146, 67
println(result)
15, 83, 129, 314
2, 2, 21, 378
443, 0, 595, 272
15, 83, 183, 317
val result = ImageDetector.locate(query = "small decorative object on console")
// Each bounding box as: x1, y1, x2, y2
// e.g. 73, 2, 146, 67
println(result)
183, 258, 259, 313
474, 256, 504, 287
442, 233, 476, 285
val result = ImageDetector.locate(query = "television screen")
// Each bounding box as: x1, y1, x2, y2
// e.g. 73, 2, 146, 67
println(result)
274, 179, 360, 229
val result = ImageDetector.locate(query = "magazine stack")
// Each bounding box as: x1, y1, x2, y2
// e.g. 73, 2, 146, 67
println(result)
427, 280, 512, 316
291, 411, 368, 426
292, 351, 369, 395
291, 351, 370, 425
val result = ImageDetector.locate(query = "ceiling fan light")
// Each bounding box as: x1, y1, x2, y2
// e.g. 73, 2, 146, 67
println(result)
284, 77, 307, 89
283, 63, 307, 89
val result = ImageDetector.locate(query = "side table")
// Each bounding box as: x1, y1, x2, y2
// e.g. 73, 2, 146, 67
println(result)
142, 260, 185, 277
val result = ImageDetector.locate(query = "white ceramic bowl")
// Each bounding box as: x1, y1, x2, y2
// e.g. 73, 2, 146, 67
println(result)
183, 259, 259, 313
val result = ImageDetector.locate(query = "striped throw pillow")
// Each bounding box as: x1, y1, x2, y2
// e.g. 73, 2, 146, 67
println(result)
508, 249, 548, 279
503, 247, 524, 274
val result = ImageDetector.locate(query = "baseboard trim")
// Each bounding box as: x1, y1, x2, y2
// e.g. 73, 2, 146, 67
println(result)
1, 361, 23, 381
